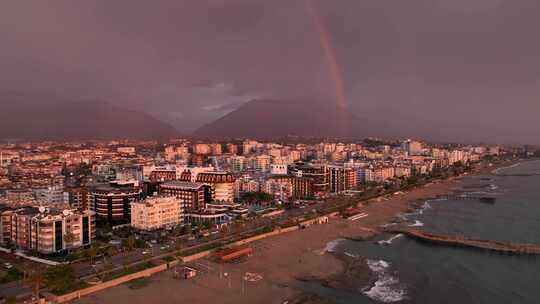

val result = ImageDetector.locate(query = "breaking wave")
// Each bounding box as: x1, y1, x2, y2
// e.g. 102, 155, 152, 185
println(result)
363, 259, 406, 303
324, 238, 345, 253
344, 251, 359, 258
408, 220, 424, 227
378, 234, 404, 246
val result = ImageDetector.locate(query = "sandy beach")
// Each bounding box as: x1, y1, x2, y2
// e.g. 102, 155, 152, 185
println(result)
72, 161, 514, 304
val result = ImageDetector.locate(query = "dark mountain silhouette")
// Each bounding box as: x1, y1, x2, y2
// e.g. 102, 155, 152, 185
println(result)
0, 90, 178, 141
193, 99, 357, 139
193, 99, 485, 142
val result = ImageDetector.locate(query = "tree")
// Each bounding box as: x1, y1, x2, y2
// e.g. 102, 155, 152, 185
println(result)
44, 265, 76, 294
174, 239, 183, 251
220, 225, 229, 237
203, 220, 212, 230
87, 244, 99, 264
106, 246, 117, 257
25, 270, 44, 299
99, 261, 115, 281
122, 235, 136, 252
240, 191, 274, 204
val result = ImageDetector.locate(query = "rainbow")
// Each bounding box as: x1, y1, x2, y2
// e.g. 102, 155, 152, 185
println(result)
305, 0, 347, 108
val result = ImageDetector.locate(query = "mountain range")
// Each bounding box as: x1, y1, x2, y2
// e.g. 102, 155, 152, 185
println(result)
193, 99, 449, 141
0, 90, 515, 144
193, 99, 355, 139
0, 90, 178, 141
193, 99, 507, 144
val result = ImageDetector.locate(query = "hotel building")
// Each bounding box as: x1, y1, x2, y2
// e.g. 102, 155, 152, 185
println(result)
159, 181, 211, 211
131, 196, 183, 231
91, 181, 142, 224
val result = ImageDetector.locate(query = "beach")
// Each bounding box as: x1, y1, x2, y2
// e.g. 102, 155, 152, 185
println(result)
72, 161, 515, 304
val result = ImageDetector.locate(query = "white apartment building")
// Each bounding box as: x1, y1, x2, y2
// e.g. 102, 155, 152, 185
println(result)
270, 164, 288, 175
131, 196, 183, 231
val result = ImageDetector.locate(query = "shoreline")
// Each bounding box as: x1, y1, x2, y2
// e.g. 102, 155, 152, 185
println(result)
72, 159, 520, 304
286, 159, 522, 303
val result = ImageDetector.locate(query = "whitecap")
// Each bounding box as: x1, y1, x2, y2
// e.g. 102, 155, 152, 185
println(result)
344, 251, 359, 258
366, 259, 391, 272
488, 184, 499, 190
408, 220, 424, 227
364, 259, 406, 303
324, 238, 345, 253
378, 234, 403, 246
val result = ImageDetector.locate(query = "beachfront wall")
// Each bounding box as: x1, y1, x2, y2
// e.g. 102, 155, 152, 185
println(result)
45, 263, 169, 303
181, 226, 301, 263
181, 250, 213, 263
233, 226, 300, 246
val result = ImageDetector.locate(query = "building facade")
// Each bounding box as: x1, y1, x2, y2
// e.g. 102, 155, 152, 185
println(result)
91, 181, 142, 224
6, 207, 95, 254
131, 196, 183, 231
159, 181, 211, 211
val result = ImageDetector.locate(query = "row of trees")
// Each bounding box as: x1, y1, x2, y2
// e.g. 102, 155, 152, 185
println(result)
24, 264, 77, 298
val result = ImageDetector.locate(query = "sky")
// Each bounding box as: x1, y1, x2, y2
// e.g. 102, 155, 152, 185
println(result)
1, 0, 539, 143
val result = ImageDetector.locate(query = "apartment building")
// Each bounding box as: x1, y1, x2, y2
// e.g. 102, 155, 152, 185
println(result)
6, 206, 95, 254
131, 196, 183, 231
91, 181, 142, 224
159, 181, 211, 211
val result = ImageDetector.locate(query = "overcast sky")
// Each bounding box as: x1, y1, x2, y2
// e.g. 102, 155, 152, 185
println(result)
1, 0, 539, 143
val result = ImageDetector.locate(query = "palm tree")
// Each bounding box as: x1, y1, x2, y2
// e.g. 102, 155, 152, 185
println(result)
106, 246, 117, 258
25, 270, 44, 300
87, 244, 98, 264
126, 236, 135, 252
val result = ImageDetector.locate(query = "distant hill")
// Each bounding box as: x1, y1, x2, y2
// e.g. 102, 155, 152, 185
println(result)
193, 99, 357, 139
0, 90, 178, 141
192, 98, 481, 142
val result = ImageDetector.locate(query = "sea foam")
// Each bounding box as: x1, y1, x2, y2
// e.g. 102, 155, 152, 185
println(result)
378, 234, 404, 246
324, 238, 345, 253
408, 220, 424, 227
363, 259, 406, 303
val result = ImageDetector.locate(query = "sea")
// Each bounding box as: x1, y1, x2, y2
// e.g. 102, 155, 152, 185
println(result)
298, 159, 540, 304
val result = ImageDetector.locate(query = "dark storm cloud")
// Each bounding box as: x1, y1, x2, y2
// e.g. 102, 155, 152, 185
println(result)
0, 0, 539, 142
